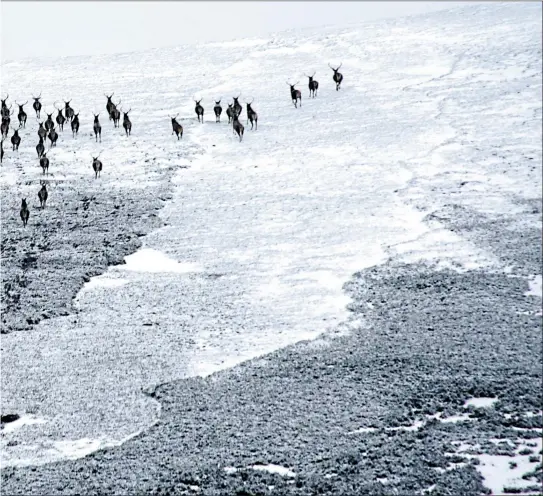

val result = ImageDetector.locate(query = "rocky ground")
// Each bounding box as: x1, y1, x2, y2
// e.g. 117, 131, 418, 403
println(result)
1, 197, 541, 494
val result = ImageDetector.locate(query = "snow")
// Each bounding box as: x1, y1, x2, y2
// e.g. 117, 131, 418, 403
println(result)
0, 414, 47, 434
525, 275, 542, 298
464, 397, 499, 409
1, 1, 541, 471
251, 464, 297, 478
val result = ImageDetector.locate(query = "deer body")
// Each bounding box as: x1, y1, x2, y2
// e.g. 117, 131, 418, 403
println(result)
232, 115, 244, 142
11, 129, 21, 151
226, 104, 234, 124
329, 63, 343, 91
48, 128, 58, 147
306, 72, 319, 98
170, 115, 183, 140
38, 183, 48, 209
45, 113, 55, 132
17, 102, 28, 128
71, 113, 80, 137
32, 94, 42, 118
36, 137, 45, 158
64, 101, 74, 121
92, 156, 103, 179
214, 100, 222, 123
194, 99, 204, 123
20, 199, 30, 227
93, 114, 102, 142
246, 100, 258, 130
105, 93, 115, 120
232, 96, 242, 119
38, 122, 47, 140
55, 106, 66, 131
287, 82, 302, 108
40, 153, 49, 174
1, 138, 4, 164
121, 108, 132, 136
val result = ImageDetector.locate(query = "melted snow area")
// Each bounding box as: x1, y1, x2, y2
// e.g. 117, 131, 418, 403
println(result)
1, 2, 542, 475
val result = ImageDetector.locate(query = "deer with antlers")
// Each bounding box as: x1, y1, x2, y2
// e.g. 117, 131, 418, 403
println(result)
16, 101, 28, 128
111, 98, 121, 127
226, 103, 234, 124
105, 93, 116, 120
213, 100, 222, 123
329, 63, 343, 91
246, 98, 258, 130
38, 181, 48, 209
232, 95, 242, 119
71, 112, 80, 138
170, 114, 183, 140
11, 127, 21, 151
64, 100, 74, 122
20, 198, 30, 227
122, 108, 132, 136
92, 152, 103, 179
194, 98, 204, 123
305, 72, 319, 98
1, 95, 10, 119
40, 151, 49, 174
287, 81, 302, 108
93, 113, 102, 142
54, 103, 66, 131
32, 93, 42, 118
44, 111, 55, 132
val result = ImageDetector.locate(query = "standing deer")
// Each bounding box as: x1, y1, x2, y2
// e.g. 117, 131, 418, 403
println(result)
1, 95, 9, 119
287, 81, 302, 108
1, 113, 11, 139
305, 72, 319, 98
44, 111, 55, 132
92, 152, 103, 179
71, 112, 80, 137
32, 93, 42, 118
213, 100, 222, 123
37, 121, 47, 141
329, 62, 343, 91
105, 93, 115, 119
16, 101, 28, 127
36, 136, 45, 158
246, 98, 258, 130
40, 152, 49, 174
93, 113, 101, 142
111, 98, 121, 127
38, 182, 48, 209
20, 198, 30, 227
11, 127, 21, 151
54, 104, 66, 131
194, 98, 204, 123
232, 95, 242, 118
170, 114, 183, 140
122, 108, 132, 136
48, 128, 58, 148
226, 103, 234, 124
232, 114, 244, 142
64, 100, 74, 121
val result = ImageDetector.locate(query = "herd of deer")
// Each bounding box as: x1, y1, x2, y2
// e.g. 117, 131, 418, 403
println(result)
3, 62, 344, 228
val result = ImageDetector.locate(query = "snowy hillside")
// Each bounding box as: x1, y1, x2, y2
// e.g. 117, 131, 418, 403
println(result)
1, 2, 542, 494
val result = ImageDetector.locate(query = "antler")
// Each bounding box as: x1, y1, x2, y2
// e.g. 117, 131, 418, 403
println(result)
337, 62, 342, 70
246, 98, 254, 105
3, 94, 8, 101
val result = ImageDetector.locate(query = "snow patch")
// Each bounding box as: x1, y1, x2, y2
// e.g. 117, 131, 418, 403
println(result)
464, 397, 498, 409
251, 464, 297, 477
525, 275, 542, 298
0, 415, 46, 434
120, 248, 203, 274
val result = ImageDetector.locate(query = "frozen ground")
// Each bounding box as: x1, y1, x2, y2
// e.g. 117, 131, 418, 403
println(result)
1, 2, 542, 494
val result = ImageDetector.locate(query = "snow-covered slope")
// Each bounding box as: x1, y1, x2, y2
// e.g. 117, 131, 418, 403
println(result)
1, 1, 541, 474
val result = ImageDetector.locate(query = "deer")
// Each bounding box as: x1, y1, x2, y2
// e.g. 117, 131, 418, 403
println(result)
54, 104, 66, 131
11, 127, 21, 151
170, 114, 183, 140
39, 152, 49, 174
213, 100, 222, 123
232, 114, 244, 142
110, 98, 121, 127
1, 95, 9, 119
38, 181, 48, 209
71, 112, 80, 137
32, 93, 42, 118
36, 136, 45, 158
20, 198, 30, 227
0, 138, 4, 164
246, 98, 258, 130
194, 98, 204, 123
37, 120, 47, 141
92, 152, 103, 179
305, 72, 319, 98
44, 111, 55, 132
105, 93, 116, 119
64, 100, 74, 121
1, 114, 11, 139
16, 101, 28, 128
121, 108, 132, 136
93, 113, 102, 142
48, 127, 58, 148
226, 103, 234, 124
329, 62, 343, 91
232, 95, 242, 118
287, 81, 302, 108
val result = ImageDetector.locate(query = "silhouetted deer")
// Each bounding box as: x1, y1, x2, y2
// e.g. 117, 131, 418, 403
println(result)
36, 136, 45, 158
1, 114, 11, 139
246, 99, 258, 130
54, 104, 66, 131
0, 138, 4, 164
48, 128, 58, 148
226, 103, 234, 124
287, 81, 302, 108
122, 108, 132, 136
232, 114, 244, 142
92, 152, 103, 179
305, 72, 319, 98
233, 95, 242, 118
110, 98, 121, 127
71, 112, 80, 137
20, 198, 30, 227
16, 101, 28, 127
1, 95, 9, 119
44, 112, 55, 132
105, 93, 115, 120
38, 182, 48, 209
32, 93, 42, 118
11, 127, 21, 151
93, 114, 102, 142
214, 100, 222, 123
64, 101, 74, 121
170, 114, 183, 140
37, 121, 47, 141
194, 99, 204, 123
329, 63, 343, 91
40, 152, 49, 174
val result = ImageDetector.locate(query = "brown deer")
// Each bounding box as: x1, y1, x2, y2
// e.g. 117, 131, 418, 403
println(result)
287, 81, 302, 108
328, 62, 343, 91
38, 181, 48, 209
170, 114, 183, 140
20, 198, 30, 227
246, 98, 258, 130
305, 72, 319, 98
